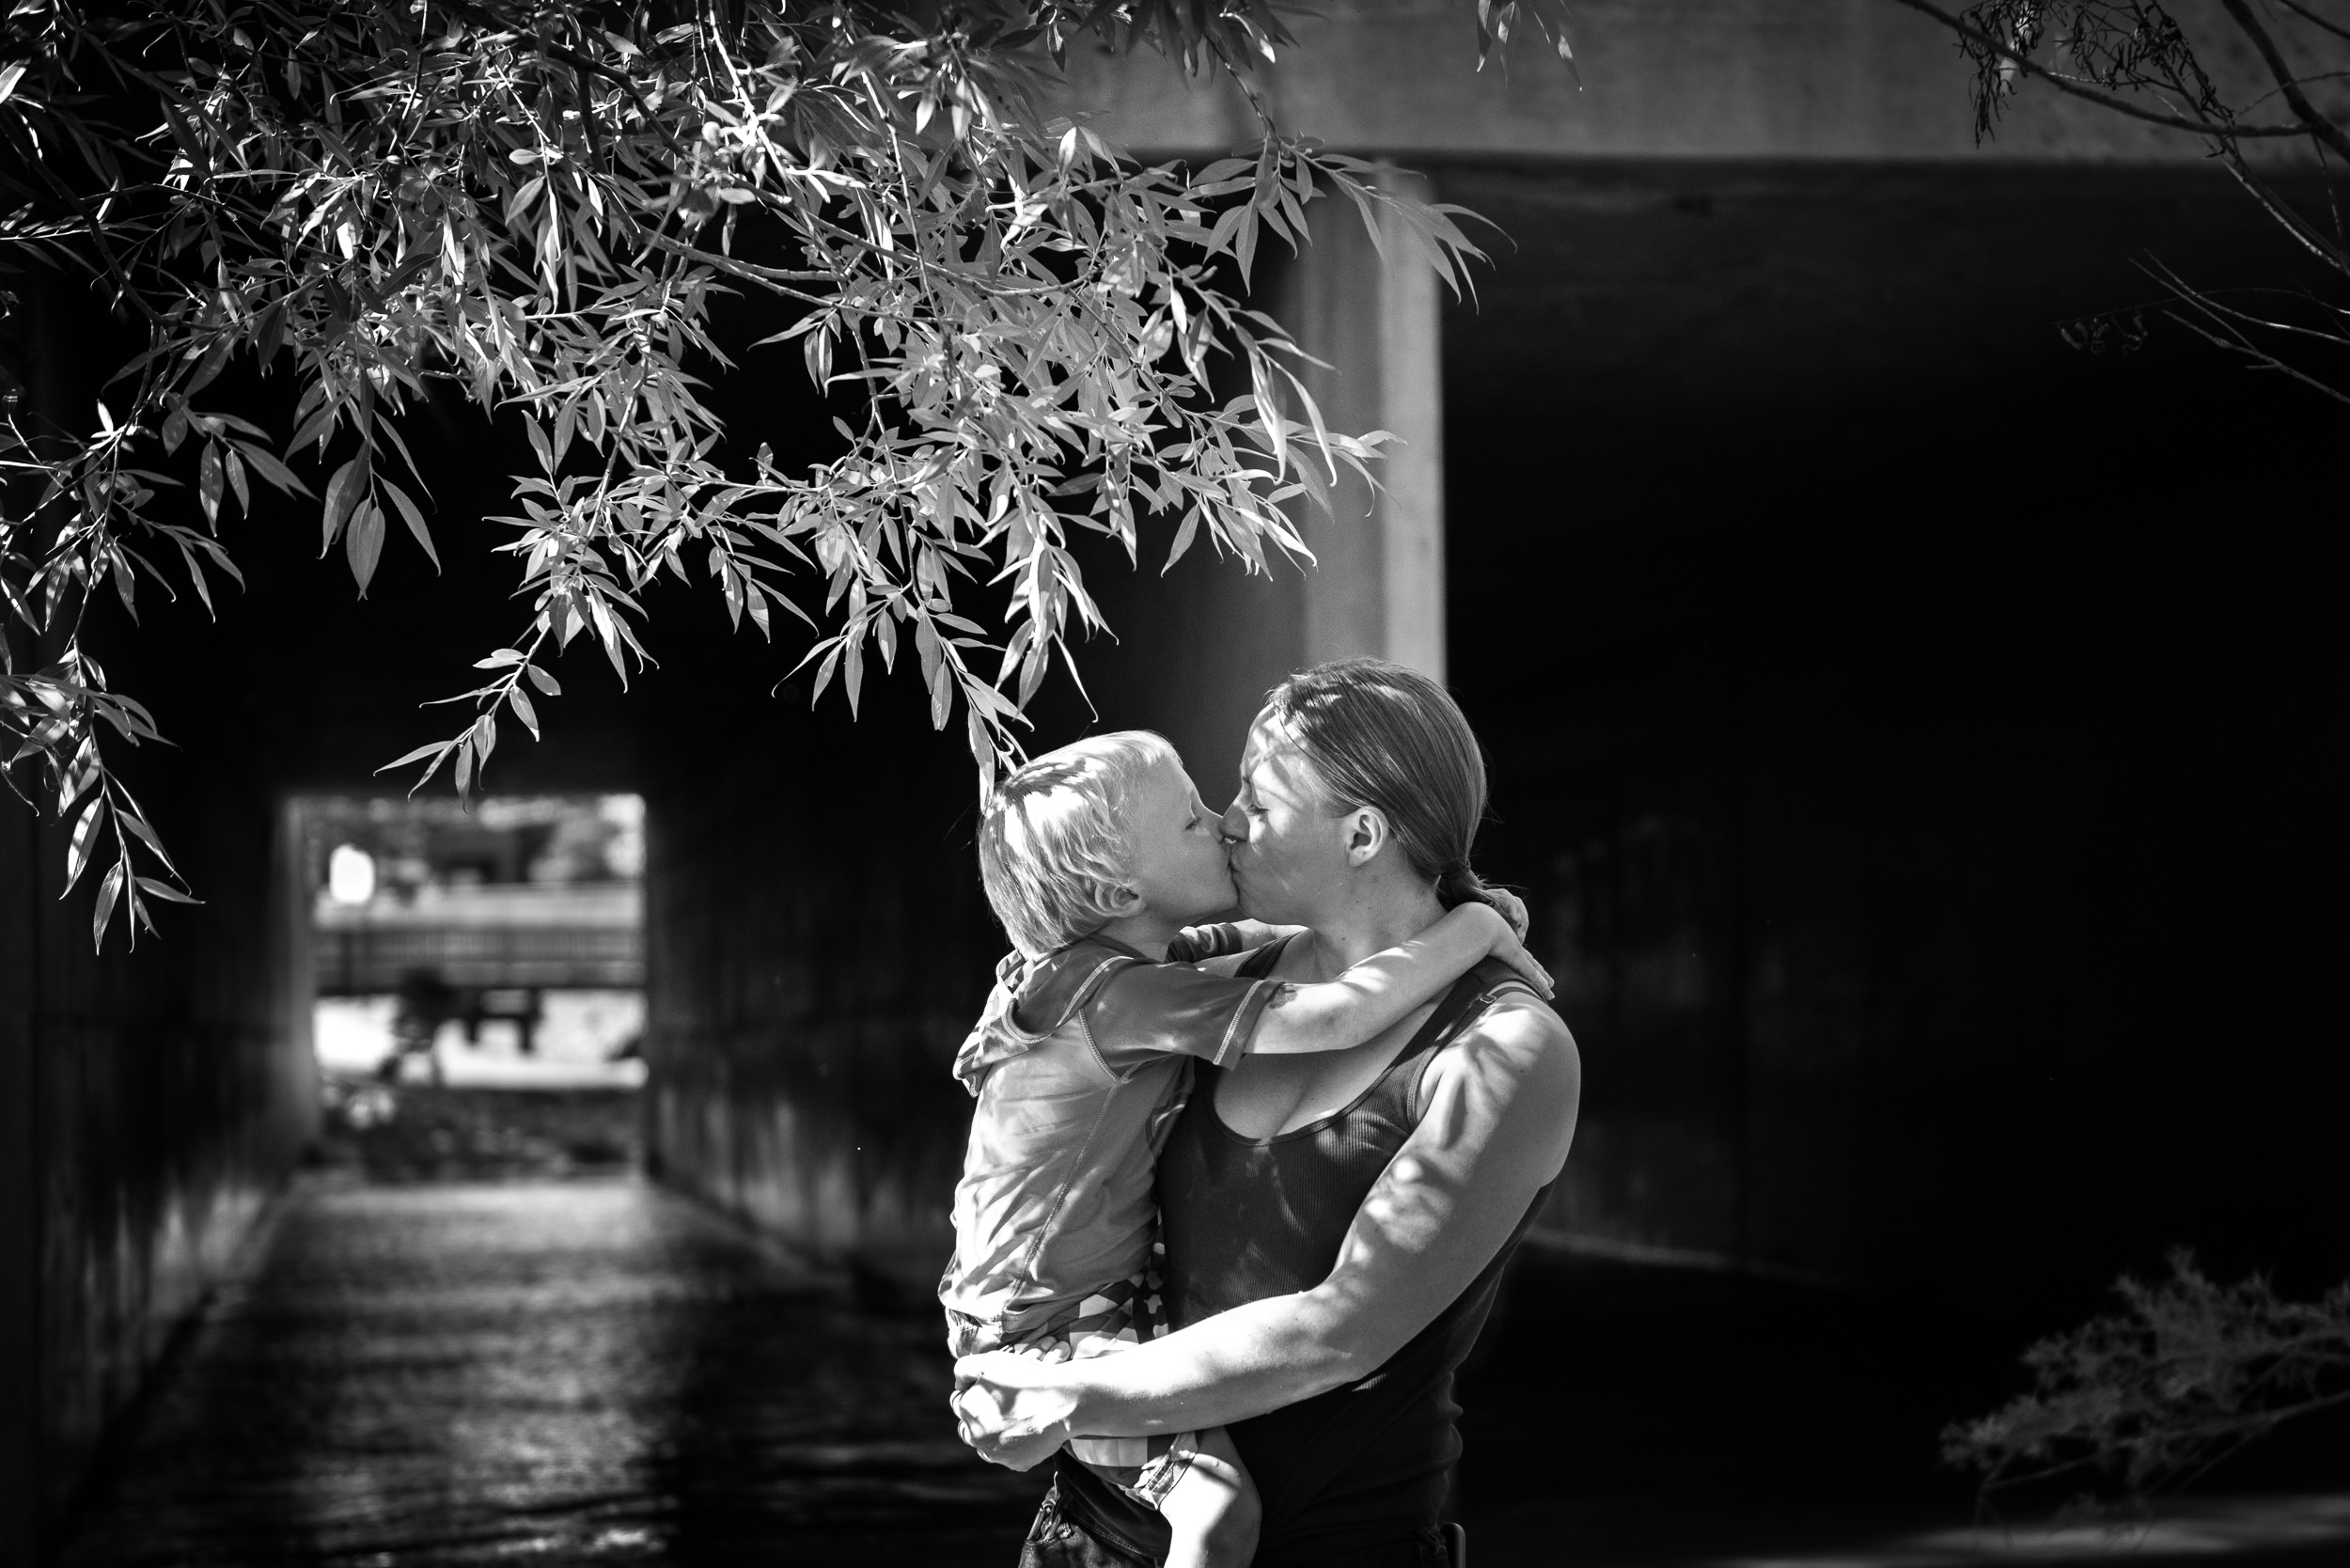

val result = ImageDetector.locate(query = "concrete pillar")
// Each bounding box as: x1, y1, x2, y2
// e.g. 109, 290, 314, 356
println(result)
1270, 164, 1448, 682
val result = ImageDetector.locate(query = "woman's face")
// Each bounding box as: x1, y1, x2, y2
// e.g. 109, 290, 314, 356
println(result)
1222, 710, 1353, 925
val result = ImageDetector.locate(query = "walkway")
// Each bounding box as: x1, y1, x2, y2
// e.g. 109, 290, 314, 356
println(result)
59, 1178, 1042, 1565
58, 1176, 2350, 1567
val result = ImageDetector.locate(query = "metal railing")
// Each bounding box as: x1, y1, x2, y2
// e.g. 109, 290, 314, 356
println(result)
313, 886, 645, 995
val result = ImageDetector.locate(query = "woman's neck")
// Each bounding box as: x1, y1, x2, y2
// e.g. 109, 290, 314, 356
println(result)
1295, 870, 1449, 980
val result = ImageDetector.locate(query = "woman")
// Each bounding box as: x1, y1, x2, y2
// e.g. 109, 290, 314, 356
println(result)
954, 657, 1582, 1566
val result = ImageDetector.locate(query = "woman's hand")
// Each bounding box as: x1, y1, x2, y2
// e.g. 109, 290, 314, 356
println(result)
951, 1352, 1082, 1471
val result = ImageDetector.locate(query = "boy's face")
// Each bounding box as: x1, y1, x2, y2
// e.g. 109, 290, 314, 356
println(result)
1120, 754, 1239, 924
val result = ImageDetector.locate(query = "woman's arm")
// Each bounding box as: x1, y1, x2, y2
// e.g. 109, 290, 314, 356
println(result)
951, 998, 1580, 1467
1248, 904, 1552, 1056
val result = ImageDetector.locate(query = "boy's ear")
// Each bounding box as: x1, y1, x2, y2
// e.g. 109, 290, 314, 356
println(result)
1102, 883, 1145, 917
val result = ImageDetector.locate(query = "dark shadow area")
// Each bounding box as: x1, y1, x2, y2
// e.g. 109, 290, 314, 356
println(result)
1456, 1249, 2350, 1564
1441, 158, 2350, 1312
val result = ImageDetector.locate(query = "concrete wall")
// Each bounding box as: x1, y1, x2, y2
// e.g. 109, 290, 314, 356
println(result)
1438, 156, 2348, 1302
1, 275, 324, 1560
0, 782, 317, 1560
636, 673, 995, 1291
1061, 0, 2296, 164
0, 520, 320, 1564
0, 270, 642, 1560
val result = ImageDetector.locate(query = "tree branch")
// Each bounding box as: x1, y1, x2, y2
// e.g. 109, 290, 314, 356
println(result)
2224, 158, 2350, 273
1884, 0, 2313, 138
2272, 0, 2350, 49
2217, 0, 2350, 158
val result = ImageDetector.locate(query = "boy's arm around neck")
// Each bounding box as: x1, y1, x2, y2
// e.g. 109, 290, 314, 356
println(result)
1245, 902, 1549, 1056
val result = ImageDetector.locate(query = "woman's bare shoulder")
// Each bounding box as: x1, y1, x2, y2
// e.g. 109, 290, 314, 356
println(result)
1460, 987, 1577, 1060
1424, 993, 1581, 1142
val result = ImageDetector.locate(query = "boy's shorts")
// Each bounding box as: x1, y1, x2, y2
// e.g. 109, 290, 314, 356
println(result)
948, 1261, 1199, 1507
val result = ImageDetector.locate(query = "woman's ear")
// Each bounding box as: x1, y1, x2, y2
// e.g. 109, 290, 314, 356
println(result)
1343, 807, 1388, 868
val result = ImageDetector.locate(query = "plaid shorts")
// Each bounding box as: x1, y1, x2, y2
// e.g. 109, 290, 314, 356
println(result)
949, 1260, 1198, 1506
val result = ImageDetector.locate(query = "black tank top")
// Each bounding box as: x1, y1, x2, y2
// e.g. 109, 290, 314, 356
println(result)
1056, 942, 1557, 1564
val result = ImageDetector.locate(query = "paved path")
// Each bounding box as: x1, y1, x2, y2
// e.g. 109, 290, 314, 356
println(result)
60, 1178, 1042, 1566
58, 1176, 2350, 1567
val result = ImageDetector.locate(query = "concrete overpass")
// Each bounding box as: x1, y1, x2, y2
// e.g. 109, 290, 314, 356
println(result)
7, 2, 2343, 1558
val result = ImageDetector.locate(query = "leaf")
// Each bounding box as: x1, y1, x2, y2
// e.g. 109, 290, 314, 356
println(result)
842, 635, 866, 717
185, 335, 232, 396
808, 646, 841, 707
1163, 510, 1201, 573
288, 400, 338, 456
233, 441, 314, 498
224, 446, 250, 516
91, 861, 127, 951
376, 739, 457, 774
63, 794, 107, 894
929, 659, 954, 730
382, 479, 440, 572
524, 416, 556, 475
321, 456, 367, 552
135, 877, 201, 905
525, 665, 561, 697
255, 301, 288, 364
506, 684, 539, 737
344, 499, 385, 595
197, 443, 224, 525
111, 808, 180, 878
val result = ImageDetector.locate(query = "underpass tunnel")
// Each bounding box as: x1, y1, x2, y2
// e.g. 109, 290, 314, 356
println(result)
0, 234, 1034, 1555
303, 793, 647, 1165
7, 8, 2349, 1562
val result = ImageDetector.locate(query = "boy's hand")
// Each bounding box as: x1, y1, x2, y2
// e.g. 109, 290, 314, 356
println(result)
1485, 886, 1531, 940
952, 1352, 1079, 1471
1482, 912, 1555, 999
1172, 918, 1302, 962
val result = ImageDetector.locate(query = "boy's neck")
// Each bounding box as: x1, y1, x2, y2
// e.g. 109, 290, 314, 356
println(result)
1097, 909, 1182, 961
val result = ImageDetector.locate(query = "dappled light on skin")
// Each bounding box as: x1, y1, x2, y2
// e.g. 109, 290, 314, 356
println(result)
1710, 1494, 2350, 1568
1352, 1150, 1455, 1257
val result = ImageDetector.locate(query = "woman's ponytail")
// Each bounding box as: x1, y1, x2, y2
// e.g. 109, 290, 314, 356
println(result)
1436, 862, 1492, 912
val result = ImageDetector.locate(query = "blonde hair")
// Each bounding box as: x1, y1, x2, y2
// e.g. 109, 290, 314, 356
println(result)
979, 731, 1177, 957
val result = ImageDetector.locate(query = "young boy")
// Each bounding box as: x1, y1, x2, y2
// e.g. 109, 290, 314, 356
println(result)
941, 731, 1545, 1568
